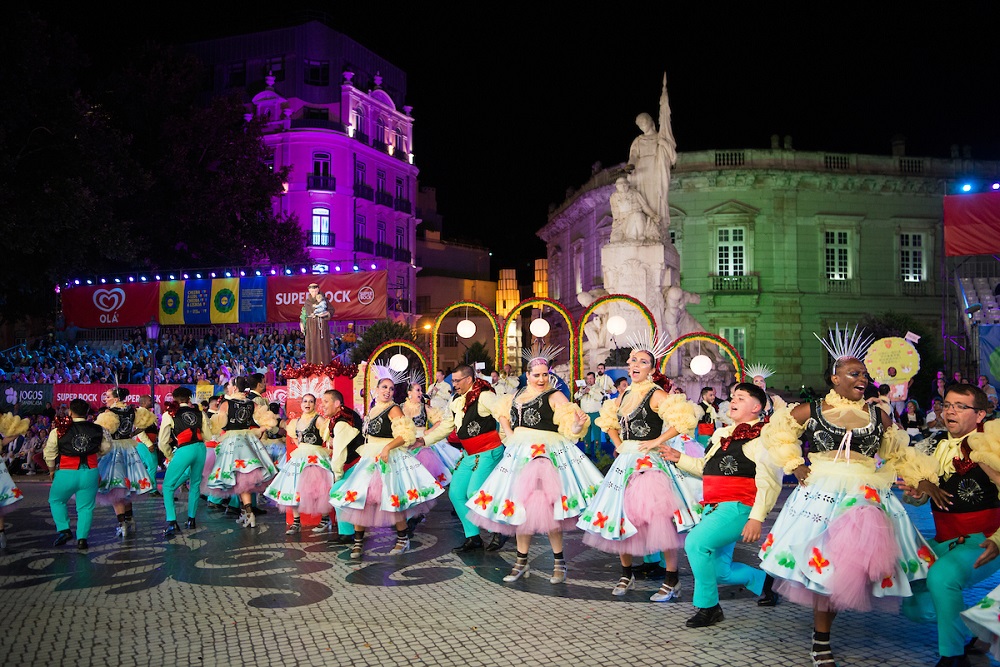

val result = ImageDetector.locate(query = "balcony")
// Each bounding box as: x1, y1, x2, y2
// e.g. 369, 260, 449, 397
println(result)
394, 197, 412, 213
901, 280, 928, 296
373, 139, 389, 153
354, 183, 374, 201
825, 277, 858, 294
393, 247, 411, 263
354, 131, 369, 145
306, 174, 336, 192
309, 231, 335, 248
375, 191, 394, 208
353, 237, 374, 254
392, 148, 408, 162
710, 273, 759, 292
375, 241, 395, 259
290, 119, 346, 133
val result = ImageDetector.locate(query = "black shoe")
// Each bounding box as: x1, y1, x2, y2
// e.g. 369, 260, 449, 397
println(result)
452, 536, 485, 553
224, 506, 240, 516
966, 639, 986, 656
330, 533, 355, 546
149, 490, 162, 497
406, 514, 425, 539
77, 539, 88, 550
53, 530, 72, 547
640, 563, 667, 580
184, 517, 197, 529
757, 590, 779, 607
163, 521, 181, 539
935, 656, 971, 667
485, 532, 509, 552
251, 506, 268, 516
685, 605, 724, 628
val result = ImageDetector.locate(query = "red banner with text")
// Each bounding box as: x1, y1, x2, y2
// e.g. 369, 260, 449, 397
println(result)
62, 283, 160, 328
266, 272, 387, 322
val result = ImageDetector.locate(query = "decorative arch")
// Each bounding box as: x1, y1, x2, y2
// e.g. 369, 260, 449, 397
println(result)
431, 301, 501, 374
577, 294, 657, 378
658, 332, 746, 382
364, 339, 429, 409
503, 297, 577, 387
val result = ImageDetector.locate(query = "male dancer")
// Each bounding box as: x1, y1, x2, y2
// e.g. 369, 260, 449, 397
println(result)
902, 383, 1000, 667
449, 364, 507, 552
662, 382, 781, 627
44, 399, 111, 549
159, 387, 210, 538
321, 389, 364, 545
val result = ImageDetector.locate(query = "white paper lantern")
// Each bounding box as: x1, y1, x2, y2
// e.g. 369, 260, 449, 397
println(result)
607, 315, 627, 336
389, 353, 408, 372
456, 319, 477, 339
529, 318, 550, 337
690, 354, 714, 376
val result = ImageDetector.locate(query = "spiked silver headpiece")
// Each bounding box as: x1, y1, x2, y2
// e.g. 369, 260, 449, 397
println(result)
813, 323, 874, 363
744, 362, 774, 380
625, 329, 671, 362
521, 343, 564, 368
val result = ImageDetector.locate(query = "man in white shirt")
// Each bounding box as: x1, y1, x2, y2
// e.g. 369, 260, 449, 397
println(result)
427, 370, 453, 413
494, 364, 520, 397
594, 363, 615, 397
574, 372, 606, 458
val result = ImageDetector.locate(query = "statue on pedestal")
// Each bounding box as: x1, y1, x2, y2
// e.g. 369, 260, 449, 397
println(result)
625, 73, 677, 230
609, 177, 661, 244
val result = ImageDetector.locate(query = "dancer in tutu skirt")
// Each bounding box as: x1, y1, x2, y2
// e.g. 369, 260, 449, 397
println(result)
95, 387, 155, 539
758, 325, 939, 667
205, 376, 278, 529
466, 345, 604, 585
329, 367, 444, 560
264, 393, 336, 534
400, 377, 455, 538
0, 413, 31, 549
578, 332, 699, 599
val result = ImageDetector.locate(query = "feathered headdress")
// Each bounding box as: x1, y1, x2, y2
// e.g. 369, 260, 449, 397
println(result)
626, 329, 671, 362
813, 323, 874, 363
408, 368, 426, 389
744, 362, 774, 380
369, 362, 407, 388
521, 342, 564, 369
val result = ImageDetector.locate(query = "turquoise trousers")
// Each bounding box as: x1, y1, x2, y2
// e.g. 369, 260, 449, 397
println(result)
49, 467, 100, 539
684, 501, 766, 608
449, 447, 504, 538
162, 444, 207, 522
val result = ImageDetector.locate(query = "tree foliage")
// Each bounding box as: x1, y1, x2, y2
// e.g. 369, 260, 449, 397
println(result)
350, 320, 417, 365
463, 341, 495, 374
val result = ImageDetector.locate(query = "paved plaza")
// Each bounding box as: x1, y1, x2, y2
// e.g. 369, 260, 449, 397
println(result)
1, 476, 999, 667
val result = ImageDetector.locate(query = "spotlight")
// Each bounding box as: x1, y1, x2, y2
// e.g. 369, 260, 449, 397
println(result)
370, 263, 376, 270
114, 278, 121, 283
967, 303, 983, 315
993, 183, 1000, 190
211, 272, 217, 278
155, 275, 161, 280
169, 274, 176, 280
140, 276, 147, 282
300, 267, 306, 274
255, 270, 262, 276
74, 279, 80, 285
240, 270, 246, 277
128, 277, 135, 282
962, 183, 972, 192
270, 268, 276, 275
100, 278, 106, 284
284, 268, 292, 275
353, 263, 359, 271
195, 273, 202, 279
183, 273, 189, 279
335, 264, 341, 272
225, 271, 232, 277
86, 279, 93, 285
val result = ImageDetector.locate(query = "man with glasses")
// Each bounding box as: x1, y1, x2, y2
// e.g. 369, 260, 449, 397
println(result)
448, 364, 507, 553
901, 384, 1000, 667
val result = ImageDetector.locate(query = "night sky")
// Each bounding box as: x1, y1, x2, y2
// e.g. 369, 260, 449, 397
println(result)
39, 2, 1000, 275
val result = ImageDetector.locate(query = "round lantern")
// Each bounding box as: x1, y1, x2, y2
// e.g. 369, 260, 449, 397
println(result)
529, 318, 550, 338
607, 315, 627, 336
389, 353, 408, 372
690, 354, 714, 376
456, 319, 477, 339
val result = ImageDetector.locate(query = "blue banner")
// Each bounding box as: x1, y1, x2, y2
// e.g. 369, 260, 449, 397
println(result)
980, 324, 1000, 389
183, 279, 212, 324
239, 276, 267, 322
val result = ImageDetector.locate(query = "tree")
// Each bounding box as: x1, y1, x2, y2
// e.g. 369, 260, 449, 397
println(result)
350, 320, 416, 365
463, 341, 495, 374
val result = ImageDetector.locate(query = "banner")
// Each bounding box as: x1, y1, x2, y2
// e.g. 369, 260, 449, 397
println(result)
980, 324, 1000, 390
239, 276, 267, 322
211, 278, 240, 324
266, 272, 387, 322
183, 279, 213, 325
53, 383, 182, 412
0, 383, 53, 415
159, 281, 185, 325
944, 192, 1000, 256
62, 283, 159, 328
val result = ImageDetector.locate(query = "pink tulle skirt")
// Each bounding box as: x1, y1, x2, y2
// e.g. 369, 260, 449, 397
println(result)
471, 458, 578, 536
582, 469, 683, 555
200, 448, 217, 495
96, 488, 135, 506
289, 466, 333, 516
336, 469, 434, 528
415, 448, 449, 485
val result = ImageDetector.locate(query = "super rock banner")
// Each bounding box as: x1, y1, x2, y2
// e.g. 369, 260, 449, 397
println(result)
53, 384, 183, 412
266, 272, 387, 322
979, 324, 1000, 389
62, 283, 159, 328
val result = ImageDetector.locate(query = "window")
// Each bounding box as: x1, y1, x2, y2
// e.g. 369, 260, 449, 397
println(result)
716, 228, 745, 276
311, 208, 331, 246
394, 126, 406, 153
264, 56, 285, 81
442, 333, 458, 348
416, 295, 431, 313
376, 117, 388, 143
355, 161, 366, 186
354, 215, 366, 239
825, 230, 851, 280
313, 152, 331, 176
303, 107, 327, 120
377, 169, 387, 194
227, 62, 246, 88
395, 177, 404, 200
719, 327, 746, 359
900, 233, 925, 282
353, 107, 366, 138
263, 152, 274, 172
396, 226, 405, 249
303, 60, 330, 86
377, 221, 386, 244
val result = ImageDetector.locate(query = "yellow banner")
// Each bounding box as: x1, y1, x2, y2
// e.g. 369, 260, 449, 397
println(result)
195, 382, 216, 406
210, 278, 239, 323
158, 281, 185, 325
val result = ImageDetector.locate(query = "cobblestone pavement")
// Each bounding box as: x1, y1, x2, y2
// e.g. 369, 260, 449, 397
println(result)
1, 476, 999, 667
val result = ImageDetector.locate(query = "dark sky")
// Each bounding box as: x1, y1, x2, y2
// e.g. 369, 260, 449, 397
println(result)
40, 2, 1000, 274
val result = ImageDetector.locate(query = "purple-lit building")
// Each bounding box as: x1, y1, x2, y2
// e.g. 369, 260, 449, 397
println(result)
185, 20, 419, 326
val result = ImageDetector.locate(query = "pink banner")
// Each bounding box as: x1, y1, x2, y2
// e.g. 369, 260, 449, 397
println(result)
944, 191, 1000, 257
61, 283, 160, 328
266, 272, 387, 322
53, 383, 179, 412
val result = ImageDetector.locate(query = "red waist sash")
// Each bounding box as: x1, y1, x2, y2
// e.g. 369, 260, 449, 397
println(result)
58, 453, 98, 470
702, 476, 756, 508
934, 507, 1000, 542
460, 430, 503, 455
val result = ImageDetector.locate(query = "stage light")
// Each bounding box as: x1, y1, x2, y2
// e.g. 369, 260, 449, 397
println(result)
225, 271, 232, 277
183, 273, 189, 279
211, 272, 217, 278
335, 264, 341, 272
270, 268, 276, 275
353, 263, 359, 271
74, 279, 80, 285
993, 183, 1000, 190
140, 276, 147, 282
155, 275, 161, 280
300, 267, 307, 274
195, 273, 202, 279
240, 270, 246, 277
114, 278, 121, 283
128, 277, 134, 282
962, 183, 972, 192
370, 263, 376, 270
284, 268, 292, 275
169, 274, 176, 280
86, 279, 92, 285
100, 278, 106, 284
54, 285, 60, 294
255, 270, 262, 276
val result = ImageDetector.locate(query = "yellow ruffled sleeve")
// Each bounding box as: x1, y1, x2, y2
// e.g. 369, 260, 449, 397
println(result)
879, 425, 938, 486
595, 399, 621, 434
760, 404, 807, 474
0, 413, 31, 437
253, 403, 278, 430
95, 410, 120, 434
390, 415, 417, 447
554, 402, 589, 440
493, 394, 514, 425
478, 391, 503, 419
422, 407, 454, 444
133, 407, 156, 431
655, 393, 698, 437
969, 420, 1000, 473
210, 410, 227, 434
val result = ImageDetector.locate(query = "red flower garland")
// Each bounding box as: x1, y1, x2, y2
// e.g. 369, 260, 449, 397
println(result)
282, 360, 359, 381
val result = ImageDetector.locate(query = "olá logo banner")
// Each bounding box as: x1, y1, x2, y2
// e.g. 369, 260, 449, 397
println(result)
61, 283, 159, 328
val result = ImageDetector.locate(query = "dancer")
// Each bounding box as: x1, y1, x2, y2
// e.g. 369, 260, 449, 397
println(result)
467, 345, 604, 584
264, 393, 335, 535
95, 387, 155, 538
579, 332, 699, 599
900, 384, 1000, 667
759, 324, 939, 667
445, 364, 507, 553
43, 399, 111, 549
158, 387, 210, 538
205, 376, 279, 529
321, 388, 363, 544
745, 362, 776, 417
401, 376, 456, 537
662, 382, 781, 627
329, 366, 444, 560
0, 413, 30, 549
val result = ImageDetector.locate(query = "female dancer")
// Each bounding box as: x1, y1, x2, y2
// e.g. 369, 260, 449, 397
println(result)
264, 393, 334, 534
329, 367, 444, 560
401, 378, 459, 488
0, 413, 29, 549
578, 333, 699, 599
759, 325, 939, 667
205, 376, 278, 528
466, 346, 605, 584
95, 387, 155, 538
